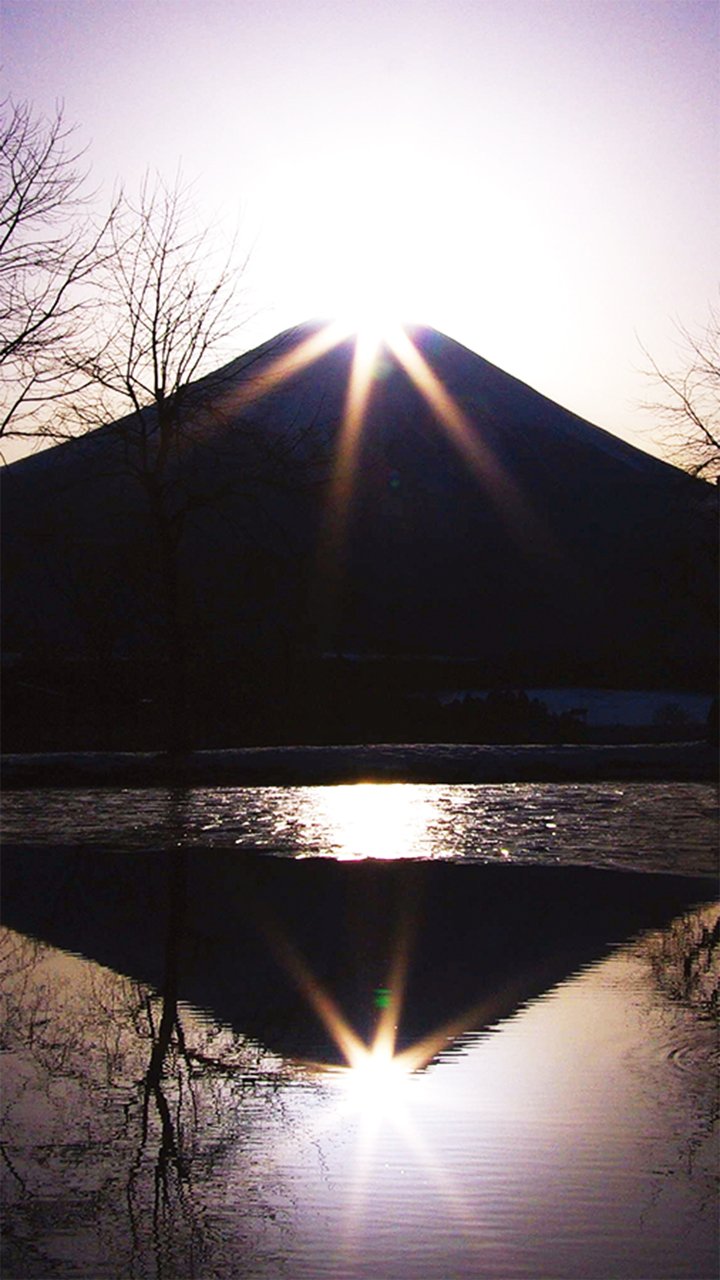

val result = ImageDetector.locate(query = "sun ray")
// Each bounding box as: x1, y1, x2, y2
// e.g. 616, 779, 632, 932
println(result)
315, 326, 383, 602
214, 314, 558, 646
384, 324, 546, 548
218, 315, 544, 553
218, 317, 354, 415
217, 316, 534, 535
377, 1094, 480, 1234
241, 841, 593, 1271
369, 892, 418, 1062
394, 977, 536, 1075
260, 919, 368, 1069
255, 858, 423, 1074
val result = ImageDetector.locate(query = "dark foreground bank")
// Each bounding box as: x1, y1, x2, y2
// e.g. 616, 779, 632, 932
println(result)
1, 739, 718, 789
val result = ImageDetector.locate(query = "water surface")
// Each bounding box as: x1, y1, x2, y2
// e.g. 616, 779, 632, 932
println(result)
2, 779, 717, 875
1, 904, 717, 1279
1, 779, 717, 1278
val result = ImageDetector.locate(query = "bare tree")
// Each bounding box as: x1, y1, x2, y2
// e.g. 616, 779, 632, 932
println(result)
49, 175, 249, 749
63, 172, 245, 431
51, 174, 316, 752
641, 303, 720, 481
0, 98, 113, 440
1, 159, 330, 753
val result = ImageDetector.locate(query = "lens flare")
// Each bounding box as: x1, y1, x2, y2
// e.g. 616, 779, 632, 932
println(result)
216, 318, 355, 416
339, 1041, 411, 1114
213, 315, 554, 649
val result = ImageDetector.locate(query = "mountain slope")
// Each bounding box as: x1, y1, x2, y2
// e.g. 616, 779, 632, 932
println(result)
1, 321, 716, 747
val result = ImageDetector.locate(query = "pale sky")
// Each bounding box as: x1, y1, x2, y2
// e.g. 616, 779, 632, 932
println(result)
2, 0, 718, 460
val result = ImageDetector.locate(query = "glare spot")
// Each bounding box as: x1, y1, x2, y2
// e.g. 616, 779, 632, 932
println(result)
309, 782, 439, 861
339, 1045, 412, 1114
336, 306, 404, 354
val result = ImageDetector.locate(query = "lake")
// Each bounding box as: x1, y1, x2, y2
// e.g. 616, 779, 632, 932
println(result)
1, 778, 717, 873
1, 779, 718, 1278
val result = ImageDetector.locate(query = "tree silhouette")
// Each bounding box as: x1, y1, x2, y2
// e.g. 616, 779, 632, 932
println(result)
51, 175, 303, 751
0, 99, 114, 441
641, 303, 720, 481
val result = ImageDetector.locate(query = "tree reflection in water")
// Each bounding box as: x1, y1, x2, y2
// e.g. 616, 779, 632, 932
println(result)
641, 902, 719, 1017
634, 903, 719, 1223
0, 852, 300, 1279
1, 854, 718, 1279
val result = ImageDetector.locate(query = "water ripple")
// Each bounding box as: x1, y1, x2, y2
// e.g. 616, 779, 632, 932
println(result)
1, 780, 716, 876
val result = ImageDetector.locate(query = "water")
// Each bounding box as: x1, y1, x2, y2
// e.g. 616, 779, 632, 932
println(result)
1, 780, 718, 1278
2, 779, 717, 875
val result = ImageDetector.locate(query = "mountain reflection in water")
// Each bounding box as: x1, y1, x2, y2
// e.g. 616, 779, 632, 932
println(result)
1, 844, 718, 1279
2, 848, 716, 1064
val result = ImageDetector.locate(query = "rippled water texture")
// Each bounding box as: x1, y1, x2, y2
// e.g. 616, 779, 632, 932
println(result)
1, 903, 718, 1280
2, 780, 718, 875
2, 781, 717, 1277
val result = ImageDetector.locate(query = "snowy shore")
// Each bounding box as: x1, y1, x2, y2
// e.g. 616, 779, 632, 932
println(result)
2, 740, 717, 789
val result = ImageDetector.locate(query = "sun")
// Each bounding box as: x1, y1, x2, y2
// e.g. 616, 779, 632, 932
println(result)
218, 276, 536, 616
337, 1042, 412, 1116
252, 140, 443, 347
332, 292, 410, 352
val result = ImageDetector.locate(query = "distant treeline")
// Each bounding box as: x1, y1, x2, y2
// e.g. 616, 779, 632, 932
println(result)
2, 653, 714, 752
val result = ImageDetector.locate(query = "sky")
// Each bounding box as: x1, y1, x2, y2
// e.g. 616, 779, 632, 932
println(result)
2, 0, 718, 461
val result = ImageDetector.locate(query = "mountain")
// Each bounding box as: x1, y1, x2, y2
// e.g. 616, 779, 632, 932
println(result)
1, 321, 716, 749
2, 846, 715, 1064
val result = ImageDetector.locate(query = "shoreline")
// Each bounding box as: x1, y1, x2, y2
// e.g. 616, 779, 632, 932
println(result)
1, 740, 717, 789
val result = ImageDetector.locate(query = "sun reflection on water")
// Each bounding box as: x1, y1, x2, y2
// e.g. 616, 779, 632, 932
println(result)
330, 1044, 413, 1119
299, 781, 440, 861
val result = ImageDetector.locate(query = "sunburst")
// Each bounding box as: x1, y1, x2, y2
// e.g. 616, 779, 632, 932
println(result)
257, 906, 514, 1265
216, 315, 552, 648
220, 316, 527, 523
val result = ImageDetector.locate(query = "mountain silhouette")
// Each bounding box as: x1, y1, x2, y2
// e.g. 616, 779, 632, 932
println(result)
2, 846, 716, 1065
1, 322, 716, 748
